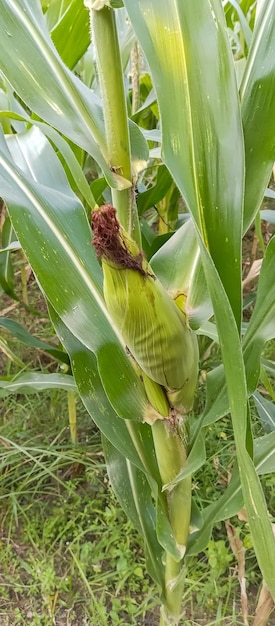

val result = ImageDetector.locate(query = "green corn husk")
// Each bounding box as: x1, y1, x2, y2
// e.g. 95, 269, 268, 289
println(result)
92, 204, 199, 414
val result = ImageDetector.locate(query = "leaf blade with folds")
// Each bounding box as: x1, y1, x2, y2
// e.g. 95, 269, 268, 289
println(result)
0, 0, 140, 190
195, 245, 275, 596
203, 235, 275, 426
1, 114, 97, 210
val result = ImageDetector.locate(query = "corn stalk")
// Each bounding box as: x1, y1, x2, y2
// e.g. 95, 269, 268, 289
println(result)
0, 0, 275, 623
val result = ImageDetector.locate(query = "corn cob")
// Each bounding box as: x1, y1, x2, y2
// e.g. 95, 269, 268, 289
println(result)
92, 204, 198, 414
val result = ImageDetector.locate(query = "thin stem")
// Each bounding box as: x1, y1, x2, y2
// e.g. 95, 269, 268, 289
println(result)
20, 251, 28, 305
163, 553, 185, 621
152, 418, 191, 624
91, 6, 141, 245
131, 41, 140, 115
68, 391, 77, 445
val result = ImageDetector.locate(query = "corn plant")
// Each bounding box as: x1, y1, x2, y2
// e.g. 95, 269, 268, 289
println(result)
0, 0, 275, 623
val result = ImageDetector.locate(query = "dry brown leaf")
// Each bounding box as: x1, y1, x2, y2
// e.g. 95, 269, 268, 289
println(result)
0, 200, 7, 230
253, 581, 274, 626
0, 301, 19, 317
242, 259, 263, 288
225, 520, 249, 626
238, 507, 248, 523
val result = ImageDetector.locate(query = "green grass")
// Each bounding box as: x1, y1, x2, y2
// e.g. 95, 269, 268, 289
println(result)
1, 388, 273, 625
0, 390, 159, 625
0, 283, 274, 625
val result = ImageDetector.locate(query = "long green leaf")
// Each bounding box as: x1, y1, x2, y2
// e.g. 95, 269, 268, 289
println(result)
0, 339, 25, 369
48, 0, 90, 69
151, 218, 212, 329
0, 317, 69, 364
253, 431, 275, 476
124, 0, 244, 326
188, 430, 275, 555
51, 307, 184, 566
203, 236, 275, 426
241, 0, 275, 231
0, 128, 147, 422
0, 1, 105, 159
0, 0, 141, 190
49, 304, 161, 481
103, 435, 165, 591
0, 215, 17, 297
199, 242, 275, 598
125, 0, 275, 595
224, 0, 253, 48
0, 372, 76, 396
202, 365, 229, 426
50, 305, 184, 563
1, 115, 96, 210
164, 433, 206, 488
253, 392, 275, 433
137, 164, 174, 216
243, 236, 275, 390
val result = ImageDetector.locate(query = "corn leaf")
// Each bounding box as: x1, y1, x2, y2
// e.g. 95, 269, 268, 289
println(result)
102, 435, 165, 591
243, 236, 275, 390
125, 0, 275, 595
137, 164, 174, 216
151, 219, 212, 329
0, 127, 147, 422
124, 0, 244, 326
0, 317, 69, 365
203, 235, 275, 426
0, 216, 17, 298
224, 0, 253, 48
0, 1, 106, 164
48, 0, 90, 69
188, 430, 275, 555
253, 431, 275, 476
1, 114, 97, 210
50, 306, 182, 562
49, 305, 159, 478
241, 0, 275, 231
0, 372, 76, 396
0, 0, 148, 190
202, 365, 229, 426
253, 392, 275, 433
163, 432, 206, 488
